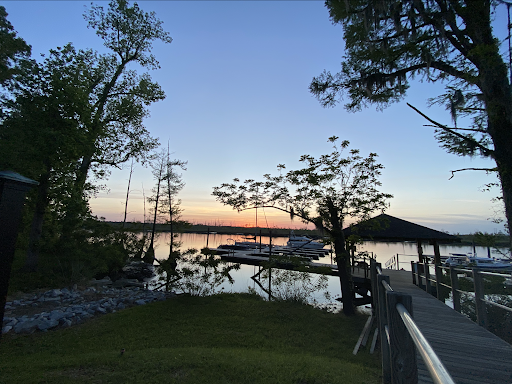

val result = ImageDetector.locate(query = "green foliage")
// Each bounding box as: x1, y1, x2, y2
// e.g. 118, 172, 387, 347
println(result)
0, 5, 31, 87
1, 0, 172, 283
260, 268, 330, 305
213, 137, 392, 315
0, 294, 381, 384
310, 0, 512, 240
448, 271, 512, 343
213, 137, 392, 233
155, 247, 241, 296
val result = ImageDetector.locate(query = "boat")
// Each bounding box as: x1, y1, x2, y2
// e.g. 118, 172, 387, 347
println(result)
444, 253, 512, 271
465, 256, 512, 271
286, 231, 325, 250
217, 238, 267, 251
443, 254, 468, 267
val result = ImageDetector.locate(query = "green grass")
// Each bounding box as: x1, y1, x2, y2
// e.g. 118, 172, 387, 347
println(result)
0, 293, 381, 384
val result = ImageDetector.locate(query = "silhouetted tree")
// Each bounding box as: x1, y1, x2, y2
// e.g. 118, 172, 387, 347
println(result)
213, 137, 392, 315
310, 0, 512, 243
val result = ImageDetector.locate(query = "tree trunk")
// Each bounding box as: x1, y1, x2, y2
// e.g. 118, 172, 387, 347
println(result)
24, 169, 50, 271
325, 197, 355, 315
482, 75, 512, 248
122, 160, 134, 229
469, 9, 512, 248
333, 238, 355, 316
145, 172, 162, 264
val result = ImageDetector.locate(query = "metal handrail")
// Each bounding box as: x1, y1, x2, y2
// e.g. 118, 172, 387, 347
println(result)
482, 299, 512, 313
381, 280, 393, 292
396, 304, 456, 384
375, 261, 455, 384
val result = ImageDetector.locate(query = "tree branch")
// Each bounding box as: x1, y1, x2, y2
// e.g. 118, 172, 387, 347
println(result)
449, 167, 498, 179
349, 61, 477, 90
238, 204, 314, 225
407, 103, 494, 157
423, 124, 486, 132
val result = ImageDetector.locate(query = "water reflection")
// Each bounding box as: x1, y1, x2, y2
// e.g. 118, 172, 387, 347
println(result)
149, 232, 508, 308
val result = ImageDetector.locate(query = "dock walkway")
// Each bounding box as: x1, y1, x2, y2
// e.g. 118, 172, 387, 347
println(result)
382, 269, 512, 384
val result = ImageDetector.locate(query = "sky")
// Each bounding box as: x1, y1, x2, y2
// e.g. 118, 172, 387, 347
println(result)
4, 1, 508, 234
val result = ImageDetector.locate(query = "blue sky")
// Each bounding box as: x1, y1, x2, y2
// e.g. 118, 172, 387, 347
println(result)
4, 1, 506, 234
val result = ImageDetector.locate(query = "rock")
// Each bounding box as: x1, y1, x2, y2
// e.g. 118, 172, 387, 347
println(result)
61, 319, 72, 328
14, 319, 40, 334
37, 319, 59, 331
113, 278, 144, 288
49, 310, 68, 322
48, 289, 62, 297
122, 261, 155, 281
88, 277, 112, 287
4, 285, 175, 335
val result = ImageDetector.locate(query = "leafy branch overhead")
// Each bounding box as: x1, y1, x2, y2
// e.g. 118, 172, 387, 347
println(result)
310, 0, 512, 239
213, 136, 392, 231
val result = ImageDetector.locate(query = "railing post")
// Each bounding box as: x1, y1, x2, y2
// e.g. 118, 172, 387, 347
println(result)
435, 264, 444, 302
411, 261, 416, 285
424, 260, 431, 294
370, 260, 379, 318
473, 269, 488, 329
416, 263, 423, 289
449, 266, 461, 313
386, 291, 418, 384
378, 274, 392, 384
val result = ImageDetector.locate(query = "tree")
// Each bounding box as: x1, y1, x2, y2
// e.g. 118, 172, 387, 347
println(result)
161, 155, 187, 259
310, 0, 512, 244
61, 0, 170, 235
0, 5, 31, 87
0, 45, 95, 271
1, 0, 171, 271
213, 137, 392, 315
144, 148, 187, 264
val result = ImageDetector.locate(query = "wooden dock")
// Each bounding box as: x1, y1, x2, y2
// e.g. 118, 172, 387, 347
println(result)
218, 250, 512, 383
382, 269, 512, 384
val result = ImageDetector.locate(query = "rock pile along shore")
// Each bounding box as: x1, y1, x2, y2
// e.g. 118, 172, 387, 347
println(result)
2, 285, 175, 335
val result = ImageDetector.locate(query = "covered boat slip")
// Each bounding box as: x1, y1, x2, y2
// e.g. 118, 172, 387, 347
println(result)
381, 269, 512, 384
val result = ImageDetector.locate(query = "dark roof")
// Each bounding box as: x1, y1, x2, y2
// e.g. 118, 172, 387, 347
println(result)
343, 214, 460, 243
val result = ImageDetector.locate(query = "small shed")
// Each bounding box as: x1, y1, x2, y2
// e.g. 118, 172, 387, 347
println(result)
343, 213, 461, 264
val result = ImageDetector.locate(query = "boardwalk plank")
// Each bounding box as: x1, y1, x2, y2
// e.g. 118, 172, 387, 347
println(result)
380, 269, 512, 384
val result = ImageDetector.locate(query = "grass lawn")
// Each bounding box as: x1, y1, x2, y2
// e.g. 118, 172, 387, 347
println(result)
0, 293, 381, 384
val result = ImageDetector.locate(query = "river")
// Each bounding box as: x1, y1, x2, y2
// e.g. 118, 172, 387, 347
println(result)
149, 232, 509, 309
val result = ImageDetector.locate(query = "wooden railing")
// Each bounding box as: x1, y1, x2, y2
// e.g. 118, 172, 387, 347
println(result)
371, 260, 455, 384
411, 260, 512, 330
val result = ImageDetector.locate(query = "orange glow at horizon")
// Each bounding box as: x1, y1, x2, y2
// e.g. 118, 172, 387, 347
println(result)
89, 194, 316, 229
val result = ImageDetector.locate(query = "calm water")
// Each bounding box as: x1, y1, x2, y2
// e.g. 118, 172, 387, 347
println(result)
149, 232, 510, 307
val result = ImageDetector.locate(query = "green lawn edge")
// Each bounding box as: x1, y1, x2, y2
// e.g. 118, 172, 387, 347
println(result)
0, 293, 381, 384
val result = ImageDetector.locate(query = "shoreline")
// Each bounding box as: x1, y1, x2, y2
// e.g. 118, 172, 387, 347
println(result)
105, 222, 511, 246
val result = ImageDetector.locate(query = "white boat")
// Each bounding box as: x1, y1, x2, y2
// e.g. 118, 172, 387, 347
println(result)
286, 231, 325, 250
217, 238, 267, 251
465, 256, 512, 271
444, 254, 512, 271
443, 254, 468, 267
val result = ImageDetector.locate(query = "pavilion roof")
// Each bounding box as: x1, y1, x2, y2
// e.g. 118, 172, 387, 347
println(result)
343, 214, 460, 243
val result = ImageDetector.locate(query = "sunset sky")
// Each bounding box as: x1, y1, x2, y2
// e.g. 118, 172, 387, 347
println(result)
4, 1, 507, 234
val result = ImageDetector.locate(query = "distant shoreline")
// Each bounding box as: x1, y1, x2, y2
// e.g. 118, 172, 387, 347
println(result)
106, 222, 320, 238
105, 221, 510, 246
